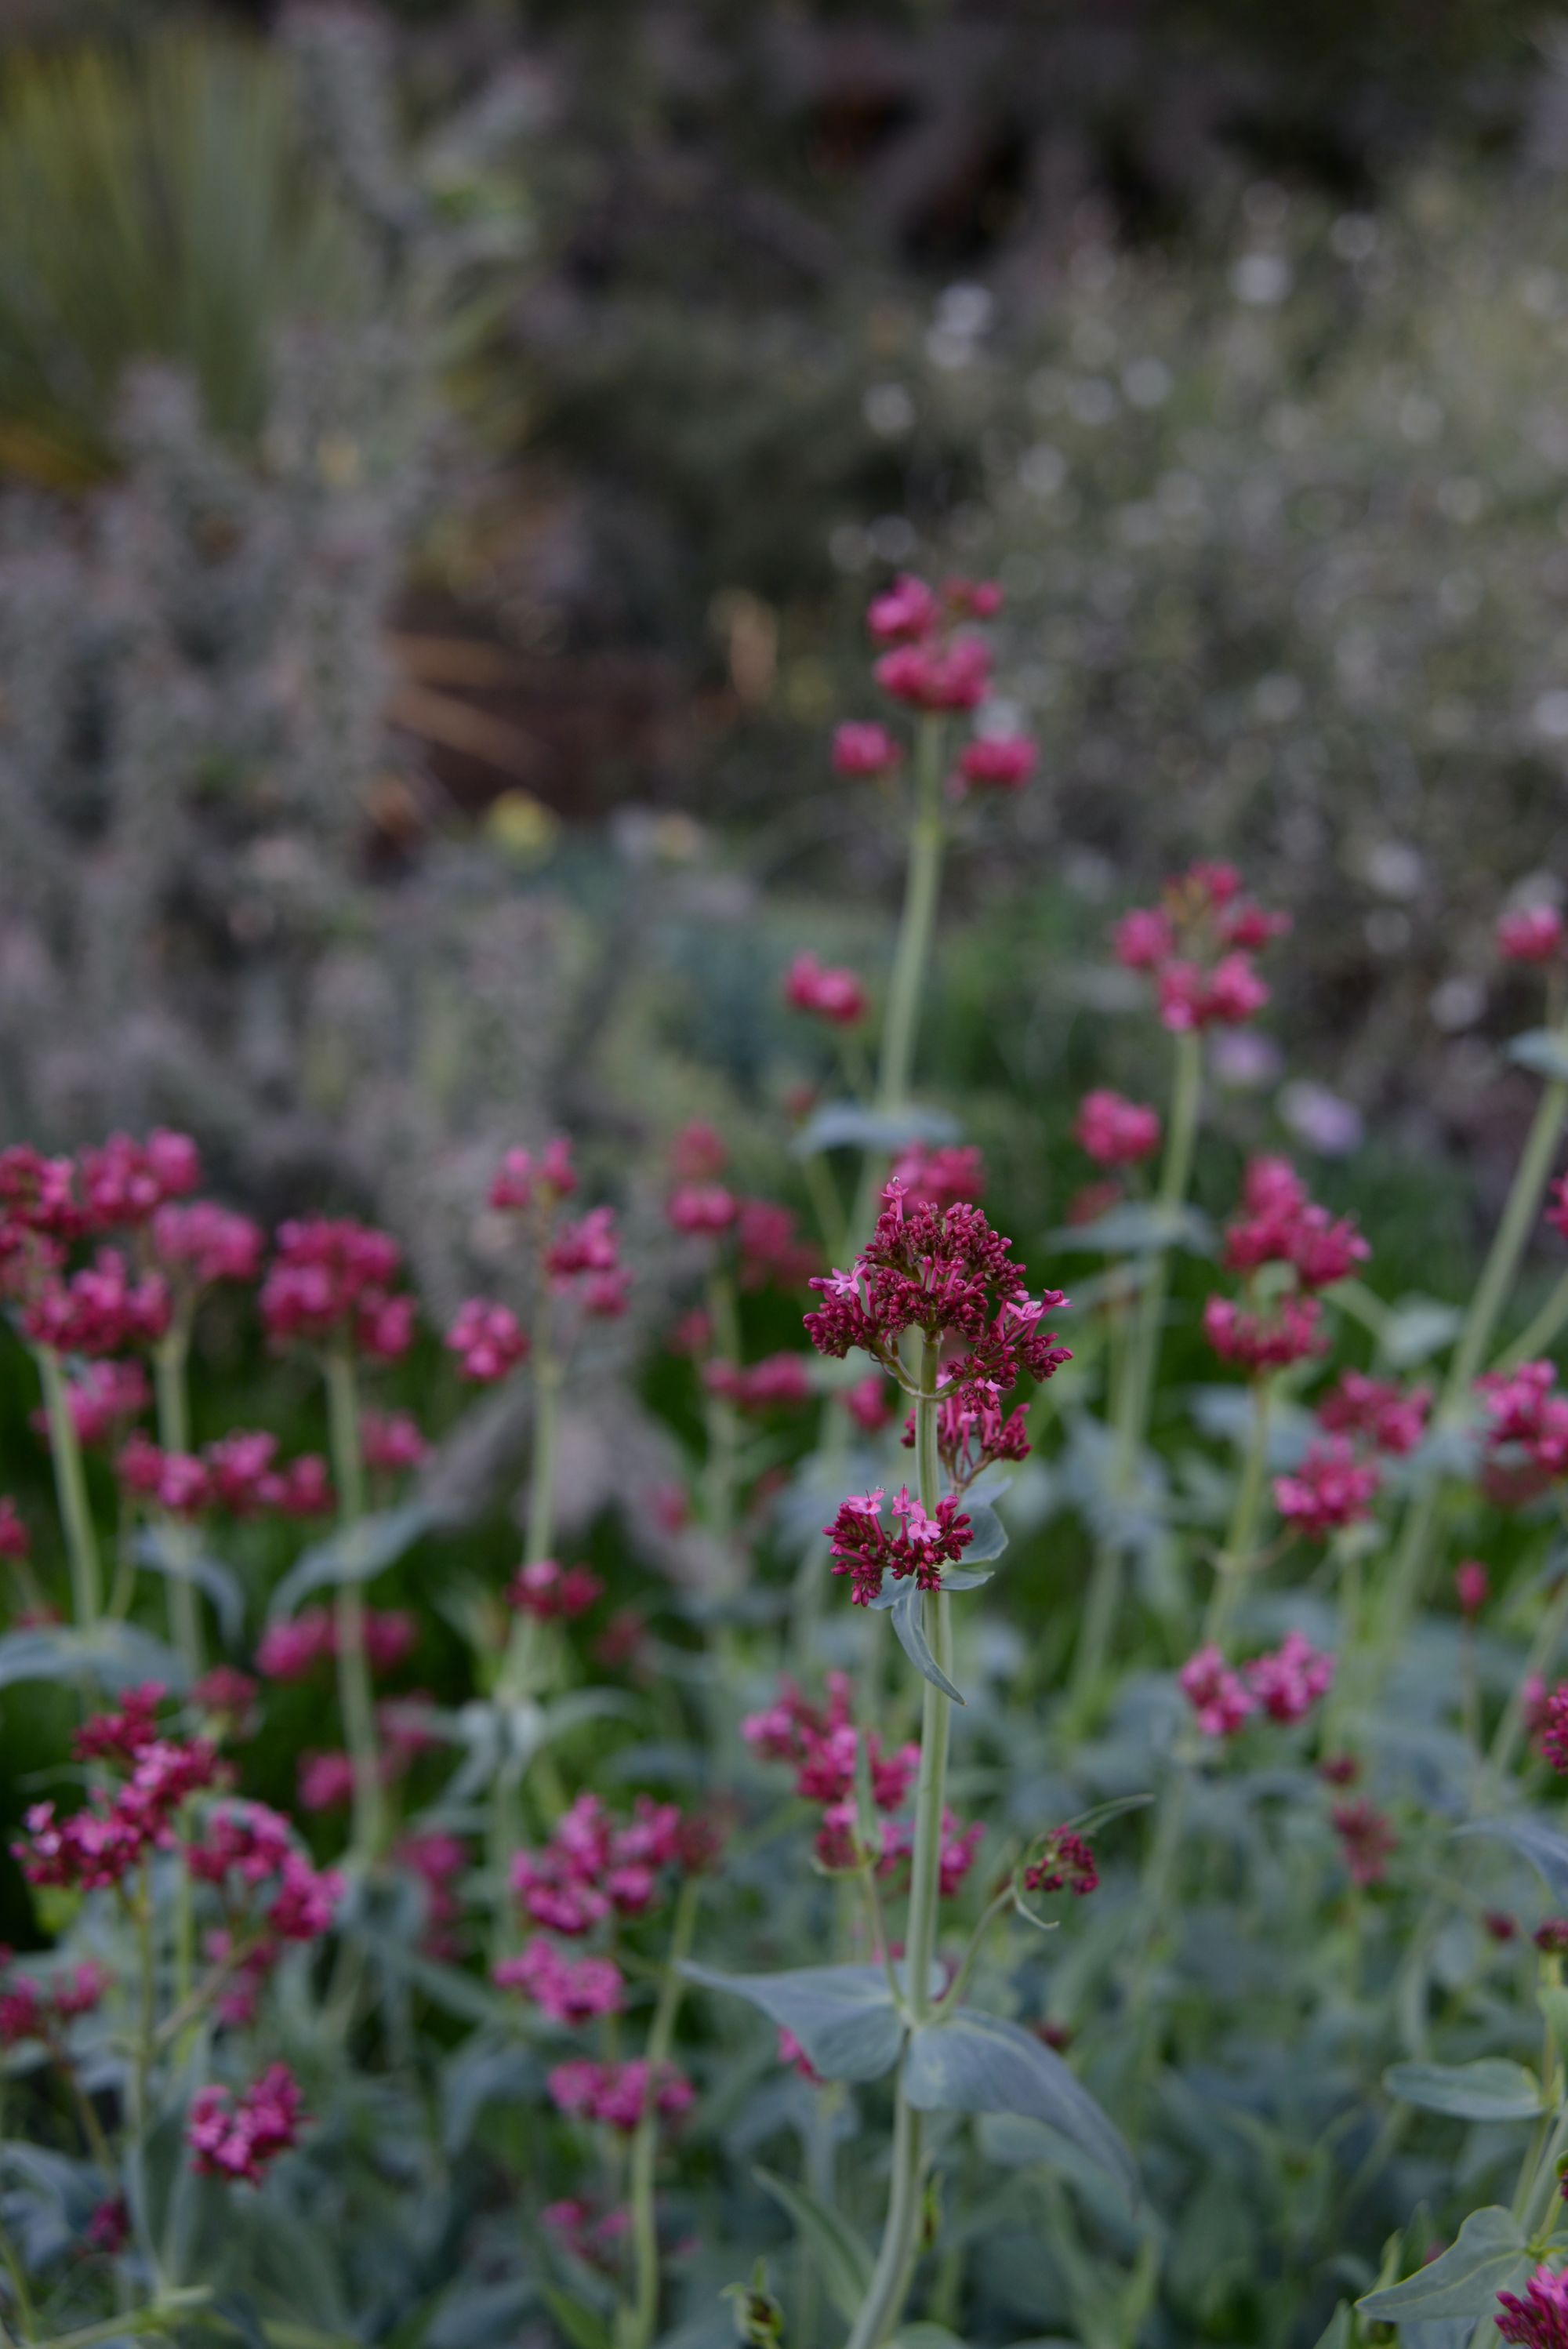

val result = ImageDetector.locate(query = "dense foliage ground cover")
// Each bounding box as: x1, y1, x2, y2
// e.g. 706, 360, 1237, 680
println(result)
9, 579, 1568, 2349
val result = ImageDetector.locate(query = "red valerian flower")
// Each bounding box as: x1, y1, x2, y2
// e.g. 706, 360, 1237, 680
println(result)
0, 1497, 28, 1559
1074, 1090, 1162, 1167
1316, 1370, 1431, 1456
546, 2058, 694, 2133
495, 1938, 624, 2024
260, 1219, 413, 1360
899, 1389, 1029, 1490
1023, 1828, 1099, 1897
667, 1184, 738, 1236
804, 1182, 1070, 1409
1498, 906, 1566, 964
1221, 1157, 1370, 1290
489, 1138, 577, 1212
361, 1409, 430, 1474
1497, 2264, 1568, 2346
875, 636, 992, 713
843, 1374, 895, 1432
1111, 862, 1287, 1033
784, 952, 869, 1026
445, 1298, 528, 1383
879, 1808, 983, 1897
867, 575, 941, 643
1243, 1631, 1334, 1723
822, 1485, 973, 1606
734, 1198, 818, 1291
151, 1200, 263, 1291
703, 1353, 813, 1414
23, 1251, 171, 1356
1477, 1360, 1568, 1487
78, 1131, 201, 1229
888, 1143, 986, 1209
508, 1558, 604, 1621
1203, 1292, 1326, 1373
953, 735, 1036, 794
1331, 1797, 1396, 1888
187, 2065, 306, 2184
1455, 1559, 1490, 1617
1179, 1645, 1255, 1737
832, 721, 902, 779
1273, 1440, 1381, 1539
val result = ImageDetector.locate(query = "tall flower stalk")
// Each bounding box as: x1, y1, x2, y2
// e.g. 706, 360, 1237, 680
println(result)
325, 1348, 384, 1864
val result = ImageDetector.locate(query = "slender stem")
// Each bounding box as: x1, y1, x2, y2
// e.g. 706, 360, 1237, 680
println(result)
1068, 1033, 1203, 1711
1202, 1378, 1274, 1647
876, 717, 946, 1117
844, 1335, 948, 2349
1380, 1057, 1568, 1656
34, 1346, 102, 1626
152, 1329, 200, 1671
324, 1351, 383, 1862
30, 2290, 211, 2349
1494, 1265, 1568, 1377
623, 1877, 701, 2349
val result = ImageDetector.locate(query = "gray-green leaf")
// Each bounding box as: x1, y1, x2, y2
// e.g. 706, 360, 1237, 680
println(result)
753, 2166, 873, 2324
1508, 1028, 1568, 1084
1358, 2206, 1531, 2321
902, 2010, 1136, 2199
268, 1502, 432, 1619
1457, 1814, 1568, 1904
891, 1585, 964, 1705
791, 1102, 960, 1159
680, 1961, 906, 2082
1384, 2058, 1543, 2122
961, 1501, 1008, 1564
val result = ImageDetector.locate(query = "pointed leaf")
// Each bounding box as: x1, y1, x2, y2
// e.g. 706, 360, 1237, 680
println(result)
538, 2285, 613, 2349
1508, 1029, 1568, 1084
891, 1586, 964, 1705
791, 1102, 960, 1159
960, 1502, 1008, 1564
903, 2010, 1136, 2200
680, 1961, 907, 2082
134, 1527, 245, 1646
268, 1503, 432, 1618
0, 1620, 191, 1694
1384, 2059, 1543, 2122
1358, 2206, 1530, 2321
1310, 2311, 1351, 2349
1457, 1815, 1568, 1904
753, 2166, 873, 2323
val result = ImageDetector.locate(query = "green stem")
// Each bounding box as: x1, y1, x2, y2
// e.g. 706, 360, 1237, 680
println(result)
1382, 1051, 1568, 1656
622, 1877, 702, 2349
153, 1329, 200, 1671
1202, 1378, 1274, 1647
1494, 1265, 1568, 1377
1068, 1033, 1203, 1711
324, 1351, 383, 1862
34, 1346, 102, 1626
876, 717, 946, 1118
844, 1335, 949, 2349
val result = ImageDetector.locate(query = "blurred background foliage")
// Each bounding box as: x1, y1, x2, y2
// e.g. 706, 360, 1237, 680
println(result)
2, 0, 1567, 1298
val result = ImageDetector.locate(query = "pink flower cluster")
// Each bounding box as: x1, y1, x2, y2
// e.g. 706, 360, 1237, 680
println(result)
1112, 860, 1287, 1033
49, 1360, 151, 1448
507, 1558, 604, 1621
1538, 1683, 1568, 1774
1180, 1633, 1334, 1737
804, 1182, 1071, 1414
361, 1409, 430, 1474
256, 1605, 416, 1683
546, 2058, 695, 2134
822, 1485, 974, 1607
510, 1793, 691, 1937
489, 1138, 577, 1211
1497, 2267, 1568, 2348
743, 1672, 917, 1863
1315, 1369, 1431, 1458
1273, 1440, 1381, 1540
0, 1497, 28, 1558
260, 1220, 414, 1360
185, 1800, 341, 2006
1331, 1797, 1396, 1888
889, 1143, 986, 1210
21, 1251, 171, 1356
703, 1353, 813, 1414
1498, 906, 1566, 964
118, 1430, 332, 1520
829, 575, 1034, 790
151, 1200, 264, 1291
1477, 1360, 1568, 1493
494, 1937, 624, 2024
16, 1688, 223, 1890
187, 2064, 306, 2184
785, 952, 868, 1027
662, 1132, 818, 1292
445, 1298, 528, 1382
1074, 1090, 1162, 1168
77, 1131, 201, 1226
1204, 1159, 1370, 1377
1022, 1828, 1099, 1897
0, 1955, 109, 2048
900, 1390, 1029, 1492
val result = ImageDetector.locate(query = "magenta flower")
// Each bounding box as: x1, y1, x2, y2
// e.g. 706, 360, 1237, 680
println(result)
822, 1484, 974, 1607
187, 2065, 306, 2185
260, 1218, 413, 1360
1331, 1798, 1396, 1888
703, 1352, 813, 1414
1497, 2266, 1568, 2346
784, 951, 869, 1026
1203, 1293, 1326, 1374
1455, 1559, 1490, 1617
1179, 1645, 1256, 1738
494, 1937, 624, 2024
1316, 1370, 1430, 1456
1243, 1631, 1334, 1723
888, 1142, 986, 1209
1498, 906, 1566, 964
488, 1138, 577, 1212
833, 721, 902, 779
954, 734, 1036, 794
507, 1558, 604, 1622
1074, 1089, 1162, 1167
1023, 1828, 1099, 1897
445, 1298, 528, 1383
867, 575, 942, 643
1273, 1440, 1380, 1539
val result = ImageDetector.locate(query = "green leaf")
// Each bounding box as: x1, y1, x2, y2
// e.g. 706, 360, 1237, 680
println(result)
1358, 2206, 1531, 2321
1309, 2309, 1351, 2349
134, 1527, 245, 1646
1509, 1028, 1568, 1083
791, 1102, 960, 1159
753, 2166, 873, 2324
890, 1586, 964, 1705
0, 1619, 191, 1694
268, 1503, 432, 1619
1384, 2058, 1543, 2122
1457, 1814, 1568, 1903
538, 2284, 614, 2349
960, 1501, 1008, 1564
1050, 1201, 1213, 1256
681, 1960, 906, 2082
1381, 1298, 1463, 1369
902, 2010, 1136, 2200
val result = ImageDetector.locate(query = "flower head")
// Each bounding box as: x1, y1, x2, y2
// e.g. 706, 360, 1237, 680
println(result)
187, 2066, 306, 2184
1273, 1440, 1381, 1540
1499, 906, 1566, 964
833, 721, 902, 779
954, 735, 1036, 794
445, 1298, 528, 1383
785, 952, 868, 1027
1179, 1645, 1255, 1738
1074, 1090, 1161, 1167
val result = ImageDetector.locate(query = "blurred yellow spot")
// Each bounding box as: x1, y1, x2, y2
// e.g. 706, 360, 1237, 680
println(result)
485, 788, 559, 864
